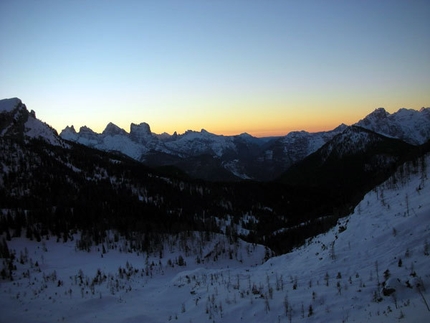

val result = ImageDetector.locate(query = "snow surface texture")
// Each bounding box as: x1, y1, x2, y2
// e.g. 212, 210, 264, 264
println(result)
24, 113, 65, 147
1, 156, 430, 322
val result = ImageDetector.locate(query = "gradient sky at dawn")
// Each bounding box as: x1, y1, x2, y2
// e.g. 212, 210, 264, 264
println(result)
1, 0, 429, 137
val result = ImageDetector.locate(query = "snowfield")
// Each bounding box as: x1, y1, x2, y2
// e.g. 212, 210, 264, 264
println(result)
1, 155, 430, 322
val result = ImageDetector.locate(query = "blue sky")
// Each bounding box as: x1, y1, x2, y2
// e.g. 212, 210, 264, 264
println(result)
1, 0, 429, 136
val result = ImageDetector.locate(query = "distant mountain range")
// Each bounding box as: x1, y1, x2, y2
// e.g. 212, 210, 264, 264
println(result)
60, 104, 430, 181
60, 123, 346, 181
1, 97, 429, 181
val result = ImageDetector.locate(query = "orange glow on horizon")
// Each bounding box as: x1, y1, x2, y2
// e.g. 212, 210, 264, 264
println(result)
53, 104, 427, 139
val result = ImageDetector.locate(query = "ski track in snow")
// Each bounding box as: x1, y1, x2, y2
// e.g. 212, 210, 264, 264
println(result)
1, 156, 430, 322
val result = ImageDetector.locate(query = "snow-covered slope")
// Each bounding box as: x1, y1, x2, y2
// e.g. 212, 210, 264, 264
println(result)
261, 124, 348, 164
24, 111, 65, 147
2, 153, 429, 322
0, 97, 22, 113
0, 98, 66, 147
164, 129, 236, 158
283, 125, 347, 156
356, 107, 430, 145
279, 125, 414, 189
319, 125, 410, 160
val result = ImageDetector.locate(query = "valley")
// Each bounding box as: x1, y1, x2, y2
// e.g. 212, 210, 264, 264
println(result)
1, 154, 429, 322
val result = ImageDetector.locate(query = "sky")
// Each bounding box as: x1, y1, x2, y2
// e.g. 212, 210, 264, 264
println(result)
1, 0, 429, 137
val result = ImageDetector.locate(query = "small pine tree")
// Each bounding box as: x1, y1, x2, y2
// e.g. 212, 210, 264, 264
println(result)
308, 304, 314, 317
324, 272, 329, 286
284, 294, 289, 316
177, 255, 186, 266
424, 240, 429, 256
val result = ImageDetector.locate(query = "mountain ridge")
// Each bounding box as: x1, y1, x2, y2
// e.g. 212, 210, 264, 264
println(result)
1, 97, 430, 181
58, 105, 430, 180
59, 119, 349, 181
355, 106, 430, 145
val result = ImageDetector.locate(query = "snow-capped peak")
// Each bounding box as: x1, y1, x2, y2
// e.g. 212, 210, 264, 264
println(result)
60, 125, 77, 138
0, 97, 23, 113
0, 98, 66, 147
356, 107, 430, 145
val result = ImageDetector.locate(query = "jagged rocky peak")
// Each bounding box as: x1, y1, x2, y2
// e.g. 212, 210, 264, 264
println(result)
181, 128, 214, 139
419, 107, 430, 120
102, 122, 127, 136
198, 128, 216, 137
62, 125, 76, 134
76, 126, 99, 141
130, 122, 153, 143
356, 107, 430, 145
360, 107, 389, 124
183, 129, 197, 135
373, 107, 389, 116
59, 125, 77, 140
333, 123, 348, 132
79, 126, 96, 135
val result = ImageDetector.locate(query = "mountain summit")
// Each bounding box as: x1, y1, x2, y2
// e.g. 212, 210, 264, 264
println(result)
355, 107, 430, 145
0, 97, 65, 147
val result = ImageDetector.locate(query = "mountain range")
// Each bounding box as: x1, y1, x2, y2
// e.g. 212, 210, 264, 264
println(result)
60, 105, 430, 181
